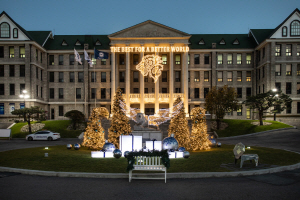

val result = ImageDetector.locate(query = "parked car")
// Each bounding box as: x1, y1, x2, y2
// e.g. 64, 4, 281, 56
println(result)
26, 131, 60, 141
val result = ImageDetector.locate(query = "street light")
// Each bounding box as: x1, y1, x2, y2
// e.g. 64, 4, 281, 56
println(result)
272, 88, 279, 121
19, 90, 29, 108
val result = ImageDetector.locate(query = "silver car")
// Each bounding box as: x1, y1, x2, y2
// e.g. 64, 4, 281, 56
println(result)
26, 131, 61, 141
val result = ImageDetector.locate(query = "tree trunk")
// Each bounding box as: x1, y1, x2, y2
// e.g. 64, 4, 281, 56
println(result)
259, 111, 263, 126
273, 113, 276, 121
216, 119, 220, 130
28, 116, 32, 134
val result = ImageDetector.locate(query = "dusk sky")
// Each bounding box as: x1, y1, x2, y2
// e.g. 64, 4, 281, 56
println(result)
1, 0, 299, 35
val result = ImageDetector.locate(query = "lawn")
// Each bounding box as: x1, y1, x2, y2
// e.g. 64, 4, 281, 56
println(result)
1, 145, 300, 173
215, 119, 293, 137
10, 120, 83, 138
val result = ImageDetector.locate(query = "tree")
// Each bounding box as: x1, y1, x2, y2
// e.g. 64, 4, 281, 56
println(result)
11, 106, 44, 134
82, 107, 106, 150
189, 107, 211, 151
167, 97, 190, 149
64, 110, 85, 130
108, 87, 132, 149
205, 85, 239, 129
244, 90, 292, 125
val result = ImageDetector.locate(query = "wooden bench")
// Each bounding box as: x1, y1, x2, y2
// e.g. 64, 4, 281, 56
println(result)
129, 156, 167, 183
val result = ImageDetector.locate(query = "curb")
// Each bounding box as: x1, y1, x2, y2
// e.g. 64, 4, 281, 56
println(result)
1, 162, 300, 179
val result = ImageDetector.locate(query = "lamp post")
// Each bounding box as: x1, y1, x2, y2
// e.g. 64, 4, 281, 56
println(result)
19, 90, 29, 122
272, 88, 278, 121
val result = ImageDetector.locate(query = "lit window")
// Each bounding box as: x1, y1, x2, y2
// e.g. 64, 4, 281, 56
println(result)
218, 71, 223, 82
237, 54, 242, 64
133, 54, 139, 65
9, 46, 14, 58
247, 108, 251, 119
275, 45, 281, 56
92, 58, 96, 65
275, 65, 281, 76
49, 55, 54, 65
297, 64, 300, 76
286, 65, 292, 76
19, 46, 25, 58
286, 45, 292, 56
290, 20, 300, 36
0, 23, 10, 38
297, 45, 300, 56
246, 71, 251, 82
217, 54, 223, 64
175, 54, 181, 65
237, 71, 242, 82
204, 71, 209, 82
227, 54, 232, 64
237, 106, 242, 116
227, 71, 232, 82
194, 71, 200, 82
188, 54, 190, 65
246, 54, 251, 64
162, 54, 167, 65
101, 59, 106, 65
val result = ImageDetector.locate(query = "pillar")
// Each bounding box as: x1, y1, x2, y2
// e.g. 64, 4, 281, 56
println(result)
140, 51, 145, 113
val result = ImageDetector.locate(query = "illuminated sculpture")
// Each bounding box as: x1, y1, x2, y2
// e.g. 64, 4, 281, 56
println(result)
136, 54, 164, 83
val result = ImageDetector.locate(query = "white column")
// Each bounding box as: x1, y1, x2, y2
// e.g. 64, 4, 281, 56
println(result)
183, 51, 189, 116
111, 52, 116, 111
126, 52, 130, 106
155, 52, 159, 114
169, 50, 174, 113
140, 51, 144, 113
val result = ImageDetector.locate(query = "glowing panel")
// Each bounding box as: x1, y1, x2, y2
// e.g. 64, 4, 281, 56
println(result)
175, 151, 184, 158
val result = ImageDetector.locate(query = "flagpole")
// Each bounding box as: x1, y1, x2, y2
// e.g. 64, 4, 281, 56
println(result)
94, 59, 96, 108
74, 58, 76, 110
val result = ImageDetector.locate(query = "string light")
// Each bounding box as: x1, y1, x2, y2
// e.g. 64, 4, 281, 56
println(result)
136, 54, 164, 83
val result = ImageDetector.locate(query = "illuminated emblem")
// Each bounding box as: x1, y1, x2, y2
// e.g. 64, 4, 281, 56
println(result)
136, 55, 163, 83
99, 52, 104, 57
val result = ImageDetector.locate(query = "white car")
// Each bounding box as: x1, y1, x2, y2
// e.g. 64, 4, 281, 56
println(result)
26, 131, 61, 141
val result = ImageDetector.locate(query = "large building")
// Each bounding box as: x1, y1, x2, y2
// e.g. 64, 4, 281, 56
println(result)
0, 9, 300, 122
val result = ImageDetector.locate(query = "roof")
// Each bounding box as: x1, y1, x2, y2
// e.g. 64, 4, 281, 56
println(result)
249, 29, 274, 45
27, 31, 52, 46
43, 35, 110, 50
189, 34, 257, 49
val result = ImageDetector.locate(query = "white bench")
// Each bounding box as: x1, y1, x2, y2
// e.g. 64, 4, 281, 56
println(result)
129, 156, 167, 183
0, 129, 12, 140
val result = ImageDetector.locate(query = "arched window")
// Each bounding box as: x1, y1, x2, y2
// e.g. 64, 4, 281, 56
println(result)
290, 20, 300, 36
282, 26, 287, 37
0, 22, 10, 38
13, 28, 18, 38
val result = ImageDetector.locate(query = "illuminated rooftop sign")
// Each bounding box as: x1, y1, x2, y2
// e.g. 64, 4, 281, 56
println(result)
110, 46, 189, 53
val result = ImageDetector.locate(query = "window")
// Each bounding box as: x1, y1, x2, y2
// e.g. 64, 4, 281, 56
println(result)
41, 70, 43, 81
20, 84, 25, 94
286, 45, 292, 56
246, 54, 251, 64
119, 54, 125, 65
227, 109, 233, 116
69, 72, 74, 82
290, 20, 300, 36
194, 71, 200, 82
247, 108, 251, 119
12, 28, 18, 38
50, 88, 54, 99
20, 65, 25, 77
59, 55, 63, 65
218, 71, 223, 82
0, 84, 4, 95
282, 26, 287, 37
262, 66, 265, 78
297, 64, 300, 76
36, 67, 38, 79
69, 55, 74, 65
286, 65, 292, 76
237, 54, 242, 64
91, 72, 96, 82
194, 88, 200, 98
0, 65, 3, 77
188, 88, 190, 98
275, 45, 281, 56
204, 54, 209, 64
9, 65, 14, 77
263, 84, 265, 93
227, 54, 232, 64
246, 71, 251, 81
246, 88, 251, 97
204, 88, 209, 98
101, 88, 106, 99
286, 82, 292, 94
237, 106, 242, 116
162, 54, 167, 65
0, 22, 10, 38
41, 87, 43, 98
101, 59, 106, 65
227, 71, 233, 82
92, 58, 96, 65
175, 71, 181, 82
10, 84, 15, 95
162, 71, 167, 82
133, 88, 139, 93
0, 46, 3, 58
194, 54, 200, 64
162, 88, 167, 93
36, 85, 38, 97
78, 72, 84, 82
275, 82, 281, 91
91, 88, 96, 99
58, 72, 63, 82
297, 45, 300, 56
19, 46, 25, 58
297, 82, 300, 94
188, 54, 190, 65
217, 54, 223, 64
49, 72, 54, 82
59, 88, 64, 99
59, 106, 64, 116
275, 65, 281, 76
262, 48, 265, 58
188, 71, 190, 82
298, 102, 300, 114
76, 88, 81, 99
133, 54, 139, 65
9, 46, 14, 58
286, 102, 291, 114
204, 71, 209, 82
40, 52, 42, 63
120, 88, 125, 94
101, 72, 106, 82
175, 88, 181, 93
144, 88, 148, 93
119, 71, 125, 82
237, 88, 242, 98
133, 71, 139, 82
49, 55, 54, 65
237, 71, 242, 82
175, 54, 181, 64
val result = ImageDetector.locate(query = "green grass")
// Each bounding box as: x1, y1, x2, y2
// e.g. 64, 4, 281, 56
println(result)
10, 120, 83, 138
0, 145, 299, 173
215, 119, 293, 137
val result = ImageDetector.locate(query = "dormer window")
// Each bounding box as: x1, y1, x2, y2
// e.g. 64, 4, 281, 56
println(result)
233, 38, 239, 45
282, 26, 287, 37
0, 22, 10, 38
198, 39, 205, 45
61, 40, 68, 46
75, 40, 81, 46
13, 28, 18, 38
290, 20, 300, 36
219, 39, 226, 45
95, 40, 101, 46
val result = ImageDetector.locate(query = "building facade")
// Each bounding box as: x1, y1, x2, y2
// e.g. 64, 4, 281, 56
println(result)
0, 9, 300, 122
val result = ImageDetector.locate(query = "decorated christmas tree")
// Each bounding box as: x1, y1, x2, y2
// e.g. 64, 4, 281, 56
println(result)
108, 87, 132, 149
82, 107, 108, 150
189, 107, 211, 151
167, 97, 190, 149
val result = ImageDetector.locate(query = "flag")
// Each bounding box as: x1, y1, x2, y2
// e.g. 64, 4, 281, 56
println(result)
94, 49, 108, 59
74, 49, 82, 65
84, 50, 93, 67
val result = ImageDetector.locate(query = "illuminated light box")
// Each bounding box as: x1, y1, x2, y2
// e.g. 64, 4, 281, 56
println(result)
168, 152, 176, 159
91, 151, 104, 158
146, 141, 162, 151
105, 152, 114, 158
119, 135, 142, 157
175, 151, 184, 158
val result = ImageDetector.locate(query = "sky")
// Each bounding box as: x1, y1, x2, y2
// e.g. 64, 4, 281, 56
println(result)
1, 0, 299, 36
